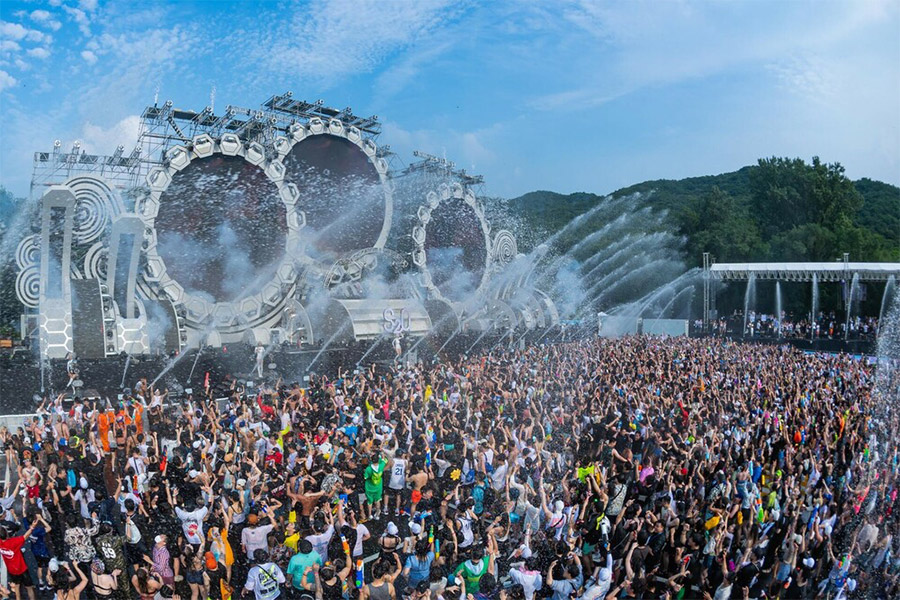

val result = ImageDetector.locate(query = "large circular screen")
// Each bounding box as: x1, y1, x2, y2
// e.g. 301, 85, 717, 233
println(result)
283, 135, 386, 260
424, 197, 488, 302
154, 155, 286, 303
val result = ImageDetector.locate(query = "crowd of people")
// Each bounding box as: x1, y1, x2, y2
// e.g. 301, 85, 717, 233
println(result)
0, 336, 897, 600
703, 312, 880, 341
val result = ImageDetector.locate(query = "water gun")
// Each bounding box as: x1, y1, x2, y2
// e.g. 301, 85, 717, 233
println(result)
435, 536, 440, 560
428, 525, 434, 545
425, 448, 432, 468
355, 559, 363, 588
341, 533, 350, 556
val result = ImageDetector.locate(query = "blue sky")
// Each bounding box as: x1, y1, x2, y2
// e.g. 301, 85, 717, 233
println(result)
0, 0, 898, 200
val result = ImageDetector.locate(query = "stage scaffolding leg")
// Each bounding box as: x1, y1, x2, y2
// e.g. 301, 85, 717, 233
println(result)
702, 252, 710, 333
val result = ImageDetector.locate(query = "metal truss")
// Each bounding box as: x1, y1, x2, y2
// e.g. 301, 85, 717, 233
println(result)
397, 150, 485, 196
137, 92, 385, 167
30, 141, 144, 198
708, 262, 900, 282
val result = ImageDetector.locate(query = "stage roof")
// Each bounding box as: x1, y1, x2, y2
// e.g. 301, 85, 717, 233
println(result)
709, 262, 900, 282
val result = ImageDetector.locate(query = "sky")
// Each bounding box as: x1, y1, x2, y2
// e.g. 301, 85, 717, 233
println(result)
0, 0, 898, 201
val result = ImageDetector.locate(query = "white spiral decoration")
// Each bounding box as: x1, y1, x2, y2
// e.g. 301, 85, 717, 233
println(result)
15, 265, 40, 308
65, 176, 124, 245
492, 230, 518, 266
15, 234, 40, 270
83, 242, 108, 281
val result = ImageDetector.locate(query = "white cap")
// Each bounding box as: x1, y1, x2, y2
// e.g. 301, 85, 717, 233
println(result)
409, 522, 422, 535
237, 478, 247, 488
80, 477, 88, 489
385, 522, 399, 536
192, 440, 202, 449
48, 558, 59, 572
802, 557, 815, 568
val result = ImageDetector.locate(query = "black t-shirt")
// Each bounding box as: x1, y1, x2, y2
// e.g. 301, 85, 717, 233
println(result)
736, 562, 760, 588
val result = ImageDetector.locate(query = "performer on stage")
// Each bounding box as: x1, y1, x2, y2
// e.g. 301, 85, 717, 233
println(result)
392, 333, 402, 362
254, 342, 265, 378
66, 353, 79, 389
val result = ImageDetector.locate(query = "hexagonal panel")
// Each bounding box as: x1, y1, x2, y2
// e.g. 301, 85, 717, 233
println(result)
280, 183, 299, 206
274, 136, 291, 156
141, 195, 160, 219
186, 297, 210, 321
166, 145, 191, 170
193, 134, 215, 158
276, 261, 296, 284
308, 117, 325, 134
220, 133, 241, 156
245, 141, 266, 165
261, 281, 281, 306
212, 303, 237, 325
144, 256, 167, 282
328, 119, 344, 135
162, 280, 184, 304
147, 167, 171, 192
265, 160, 285, 182
289, 123, 307, 142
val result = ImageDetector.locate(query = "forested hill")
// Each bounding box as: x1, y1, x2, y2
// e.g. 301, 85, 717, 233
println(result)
510, 158, 900, 266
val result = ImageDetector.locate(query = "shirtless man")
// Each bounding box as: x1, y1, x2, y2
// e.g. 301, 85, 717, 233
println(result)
20, 458, 41, 500
407, 459, 429, 519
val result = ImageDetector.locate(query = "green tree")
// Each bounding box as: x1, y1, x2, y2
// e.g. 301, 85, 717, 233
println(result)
750, 156, 863, 239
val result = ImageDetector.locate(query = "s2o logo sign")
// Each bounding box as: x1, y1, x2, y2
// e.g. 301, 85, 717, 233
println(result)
383, 307, 411, 334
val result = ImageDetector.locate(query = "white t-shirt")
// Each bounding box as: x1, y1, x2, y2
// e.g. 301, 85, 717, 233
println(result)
175, 505, 209, 545
245, 563, 285, 600
353, 524, 369, 557
306, 525, 334, 562
389, 458, 407, 490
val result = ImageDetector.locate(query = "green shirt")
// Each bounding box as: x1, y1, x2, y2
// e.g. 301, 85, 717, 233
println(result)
454, 557, 489, 593
286, 550, 321, 589
364, 458, 388, 492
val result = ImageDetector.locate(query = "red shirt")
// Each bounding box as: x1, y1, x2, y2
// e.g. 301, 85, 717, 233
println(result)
0, 536, 27, 574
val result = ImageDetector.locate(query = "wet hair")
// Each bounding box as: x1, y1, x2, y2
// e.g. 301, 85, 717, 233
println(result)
372, 562, 388, 579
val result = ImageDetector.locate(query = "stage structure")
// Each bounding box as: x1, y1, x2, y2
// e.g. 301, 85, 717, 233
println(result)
701, 251, 900, 329
15, 93, 559, 358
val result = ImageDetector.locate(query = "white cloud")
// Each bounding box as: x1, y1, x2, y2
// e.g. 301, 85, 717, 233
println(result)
0, 21, 50, 43
0, 21, 29, 40
526, 0, 899, 112
48, 0, 63, 6
27, 47, 51, 59
241, 0, 460, 87
0, 40, 21, 53
0, 69, 17, 92
62, 6, 92, 37
80, 49, 97, 64
79, 0, 99, 12
81, 115, 142, 155
30, 9, 62, 31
